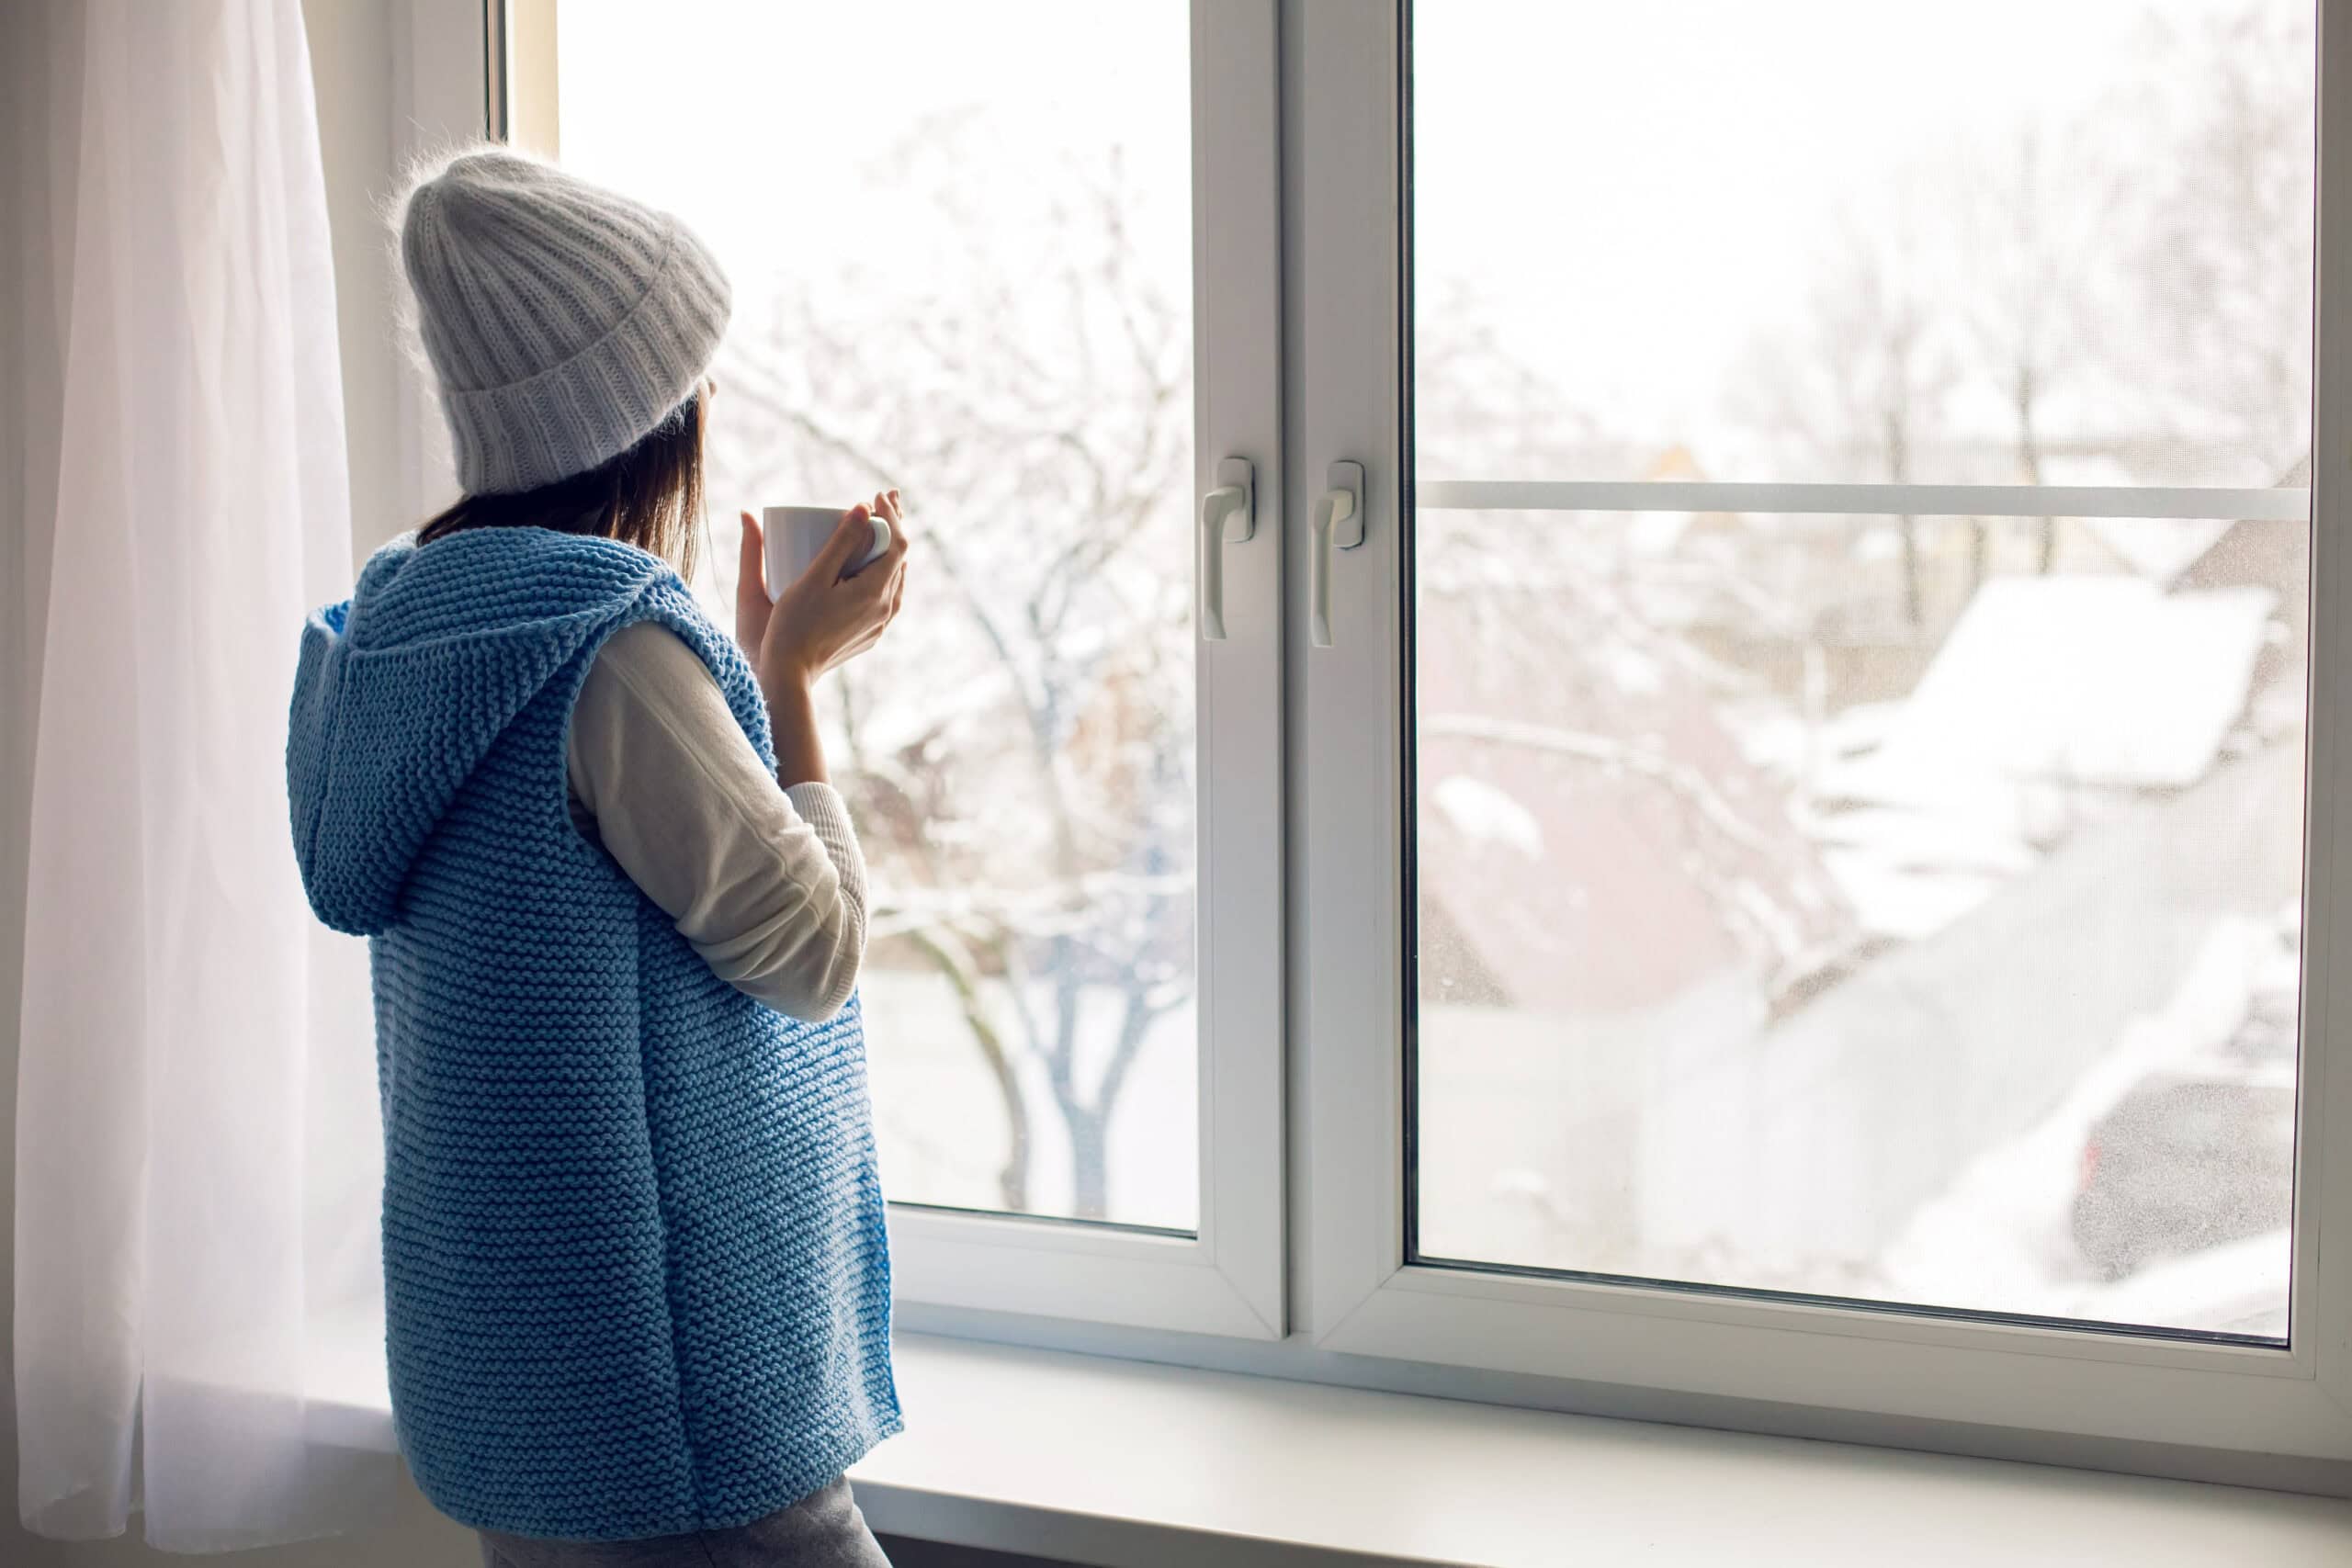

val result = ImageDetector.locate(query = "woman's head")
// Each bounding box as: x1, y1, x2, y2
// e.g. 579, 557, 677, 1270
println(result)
396, 145, 730, 570
415, 382, 709, 576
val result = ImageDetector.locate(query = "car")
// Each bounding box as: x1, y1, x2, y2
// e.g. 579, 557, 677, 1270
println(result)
2070, 959, 2297, 1286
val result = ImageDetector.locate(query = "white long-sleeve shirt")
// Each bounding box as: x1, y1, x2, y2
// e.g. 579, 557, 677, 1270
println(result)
565, 621, 866, 1021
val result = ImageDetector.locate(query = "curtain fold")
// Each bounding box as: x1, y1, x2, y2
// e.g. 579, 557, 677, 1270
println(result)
13, 0, 386, 1549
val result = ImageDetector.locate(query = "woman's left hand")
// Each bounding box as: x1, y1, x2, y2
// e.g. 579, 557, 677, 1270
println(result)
732, 491, 910, 694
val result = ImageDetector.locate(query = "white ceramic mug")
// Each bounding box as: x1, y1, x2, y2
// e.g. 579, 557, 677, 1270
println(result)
762, 504, 892, 602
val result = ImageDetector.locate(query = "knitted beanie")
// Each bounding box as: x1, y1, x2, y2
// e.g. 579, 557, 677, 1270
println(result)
398, 146, 732, 495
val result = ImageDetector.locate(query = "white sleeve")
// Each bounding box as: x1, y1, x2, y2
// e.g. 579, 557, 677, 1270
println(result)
567, 621, 868, 1021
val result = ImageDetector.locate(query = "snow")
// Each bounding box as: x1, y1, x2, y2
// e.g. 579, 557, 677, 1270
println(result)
1788, 579, 2277, 940
860, 967, 1199, 1230
1598, 640, 1667, 695
2086, 516, 2235, 585
1625, 510, 1692, 557
2063, 1228, 2290, 1338
1815, 850, 2013, 942
1431, 773, 1546, 860
1724, 699, 1901, 788
1874, 916, 2278, 1326
1821, 700, 1903, 760
1809, 801, 2041, 940
1831, 578, 2275, 800
1810, 803, 2039, 874
2036, 455, 2142, 491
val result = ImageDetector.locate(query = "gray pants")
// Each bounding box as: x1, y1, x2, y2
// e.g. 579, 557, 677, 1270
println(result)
477, 1479, 889, 1568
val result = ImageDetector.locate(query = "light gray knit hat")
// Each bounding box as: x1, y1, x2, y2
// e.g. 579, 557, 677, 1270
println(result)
398, 146, 731, 495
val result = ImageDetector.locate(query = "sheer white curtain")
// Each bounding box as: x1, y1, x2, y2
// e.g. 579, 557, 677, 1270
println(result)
10, 0, 387, 1550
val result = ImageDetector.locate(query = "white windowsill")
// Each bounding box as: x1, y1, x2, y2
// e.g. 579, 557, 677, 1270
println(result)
307, 1324, 2352, 1565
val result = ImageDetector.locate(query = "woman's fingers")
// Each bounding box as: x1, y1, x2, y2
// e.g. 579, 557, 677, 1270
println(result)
733, 513, 771, 645
776, 491, 909, 677
882, 527, 909, 621
735, 511, 762, 588
873, 512, 910, 581
814, 503, 873, 581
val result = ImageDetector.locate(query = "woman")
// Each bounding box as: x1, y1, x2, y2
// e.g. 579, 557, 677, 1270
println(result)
287, 147, 907, 1565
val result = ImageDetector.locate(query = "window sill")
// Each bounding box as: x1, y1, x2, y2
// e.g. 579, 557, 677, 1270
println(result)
311, 1322, 2352, 1566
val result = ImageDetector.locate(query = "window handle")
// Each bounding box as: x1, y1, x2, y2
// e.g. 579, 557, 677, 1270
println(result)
1199, 457, 1255, 641
1309, 461, 1366, 649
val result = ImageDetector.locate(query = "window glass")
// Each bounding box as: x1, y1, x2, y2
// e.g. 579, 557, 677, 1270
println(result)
558, 1, 1199, 1229
1409, 0, 2312, 1337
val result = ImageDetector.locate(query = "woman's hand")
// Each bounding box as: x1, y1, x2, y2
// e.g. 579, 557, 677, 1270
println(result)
733, 493, 910, 705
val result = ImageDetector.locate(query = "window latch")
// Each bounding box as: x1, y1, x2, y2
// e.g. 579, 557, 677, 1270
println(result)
1199, 457, 1256, 641
1310, 461, 1365, 649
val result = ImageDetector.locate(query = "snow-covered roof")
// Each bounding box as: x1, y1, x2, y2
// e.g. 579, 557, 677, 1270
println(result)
2030, 457, 2279, 586
2084, 517, 2234, 585
1827, 578, 2275, 801
1430, 773, 1545, 860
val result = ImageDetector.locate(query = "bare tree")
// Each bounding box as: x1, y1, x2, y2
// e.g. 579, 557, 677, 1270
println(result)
1411, 283, 1858, 996
705, 119, 1195, 1220
1959, 126, 2119, 573
1731, 212, 1958, 633
2128, 4, 2315, 487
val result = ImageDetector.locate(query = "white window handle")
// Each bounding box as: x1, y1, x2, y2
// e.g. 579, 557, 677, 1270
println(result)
1199, 457, 1255, 641
1310, 460, 1365, 649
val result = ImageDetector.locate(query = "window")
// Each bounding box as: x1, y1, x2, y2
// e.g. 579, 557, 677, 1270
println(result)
505, 0, 1283, 1337
554, 1, 1202, 1231
1408, 0, 2312, 1339
1301, 0, 2352, 1469
484, 0, 2352, 1482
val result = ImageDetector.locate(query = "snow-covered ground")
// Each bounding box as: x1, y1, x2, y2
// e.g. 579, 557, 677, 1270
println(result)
1875, 915, 2290, 1332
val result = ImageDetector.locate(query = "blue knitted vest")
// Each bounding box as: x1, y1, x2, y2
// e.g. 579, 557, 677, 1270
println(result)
286, 527, 899, 1539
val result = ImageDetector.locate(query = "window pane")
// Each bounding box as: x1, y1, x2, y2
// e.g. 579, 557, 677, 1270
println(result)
1413, 1, 2313, 491
1408, 0, 2312, 1337
556, 1, 1198, 1230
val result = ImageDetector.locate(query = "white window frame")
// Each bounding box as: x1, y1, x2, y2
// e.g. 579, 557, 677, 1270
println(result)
874, 0, 1289, 1341
1298, 0, 2352, 1466
422, 0, 1290, 1342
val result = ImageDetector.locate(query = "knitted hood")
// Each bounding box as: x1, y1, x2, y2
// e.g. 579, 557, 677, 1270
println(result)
287, 527, 673, 935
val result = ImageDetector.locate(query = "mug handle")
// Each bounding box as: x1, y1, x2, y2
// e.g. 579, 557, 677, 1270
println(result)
848, 516, 892, 577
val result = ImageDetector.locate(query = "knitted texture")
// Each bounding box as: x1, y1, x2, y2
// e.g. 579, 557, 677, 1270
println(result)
399, 147, 732, 495
287, 526, 899, 1539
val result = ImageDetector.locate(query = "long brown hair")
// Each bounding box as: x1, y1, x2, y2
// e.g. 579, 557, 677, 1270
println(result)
417, 386, 707, 578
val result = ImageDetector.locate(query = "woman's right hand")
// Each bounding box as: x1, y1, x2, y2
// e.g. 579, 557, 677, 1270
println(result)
733, 493, 910, 704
